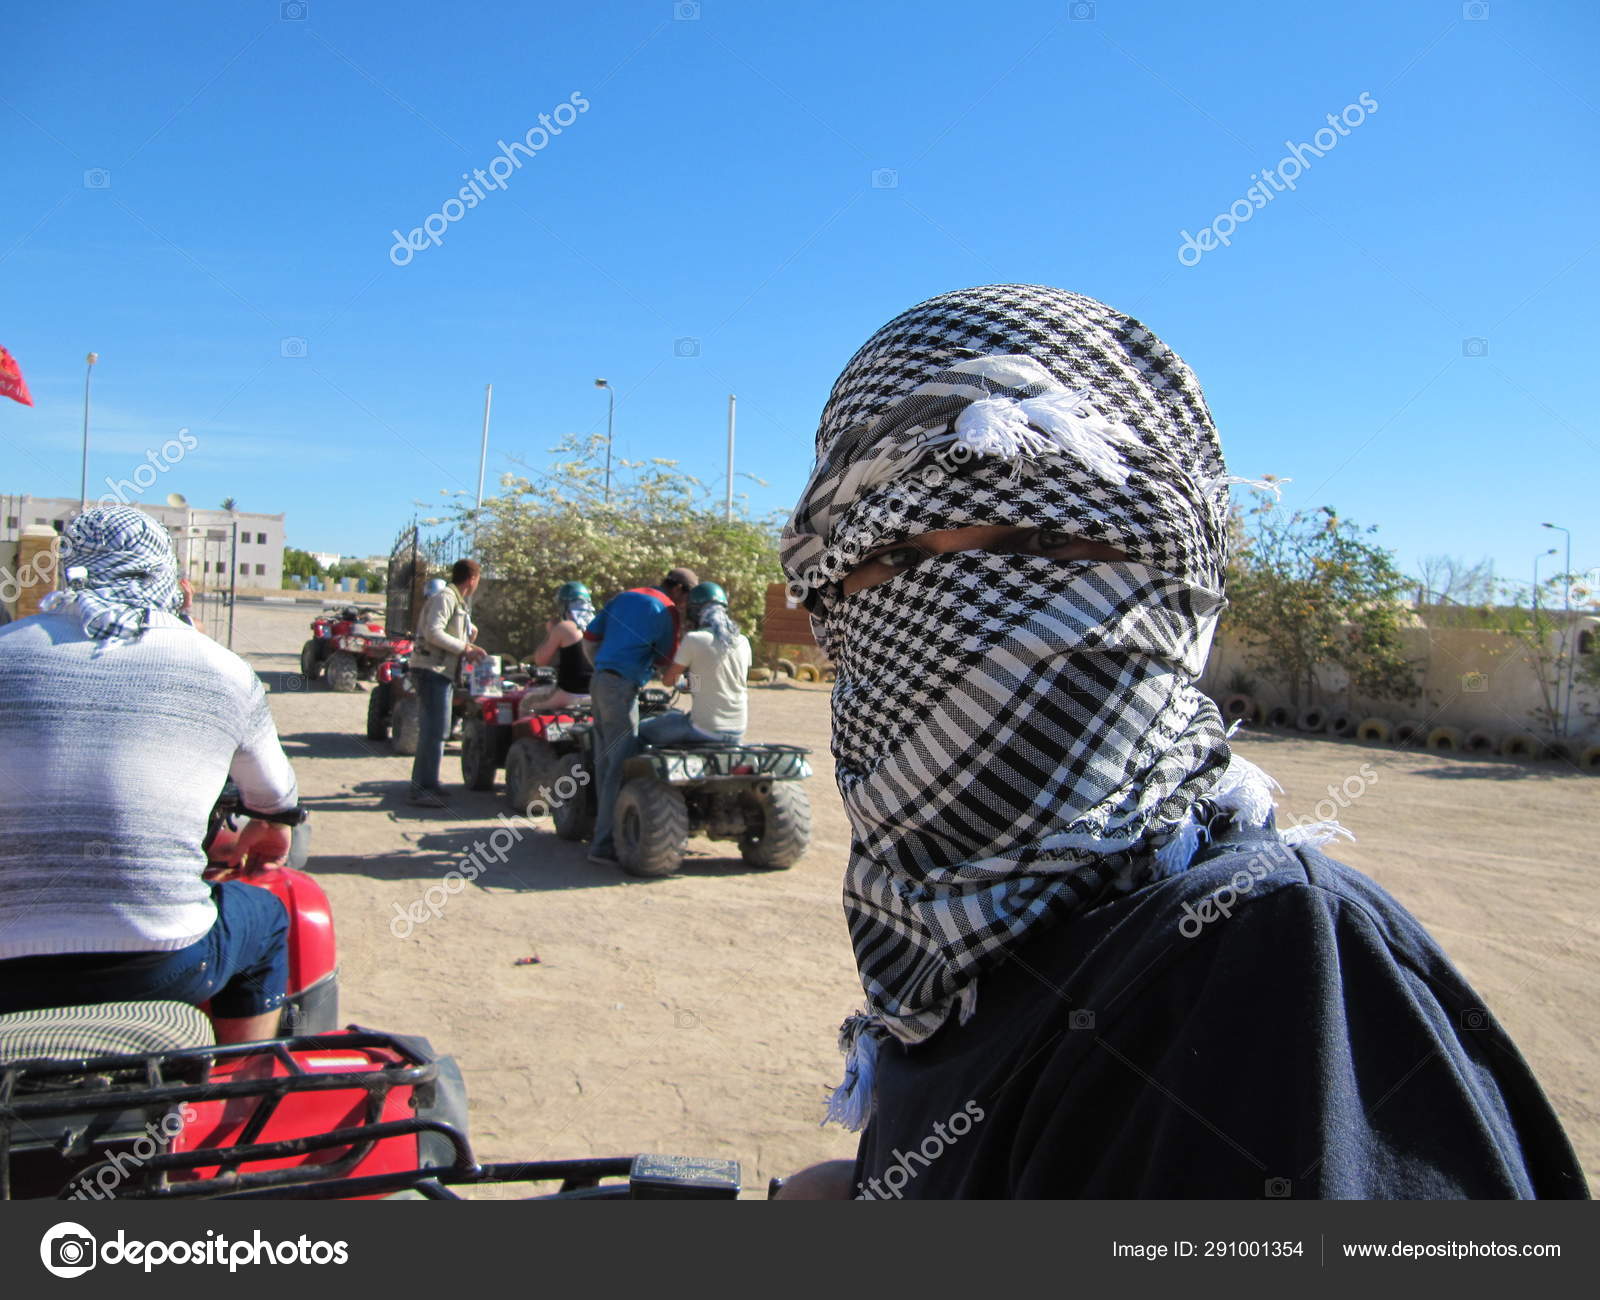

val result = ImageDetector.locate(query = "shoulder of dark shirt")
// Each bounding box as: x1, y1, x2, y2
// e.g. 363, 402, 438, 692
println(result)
979, 829, 1476, 1041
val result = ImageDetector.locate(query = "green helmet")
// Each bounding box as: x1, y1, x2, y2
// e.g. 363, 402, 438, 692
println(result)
687, 581, 727, 610
554, 580, 591, 605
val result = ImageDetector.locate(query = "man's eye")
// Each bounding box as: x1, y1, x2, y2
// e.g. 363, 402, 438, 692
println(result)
871, 546, 925, 569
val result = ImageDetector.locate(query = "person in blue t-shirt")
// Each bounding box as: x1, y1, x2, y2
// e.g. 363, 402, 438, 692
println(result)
581, 567, 697, 864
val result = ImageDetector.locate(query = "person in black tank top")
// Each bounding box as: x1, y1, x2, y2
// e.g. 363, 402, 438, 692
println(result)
521, 580, 595, 715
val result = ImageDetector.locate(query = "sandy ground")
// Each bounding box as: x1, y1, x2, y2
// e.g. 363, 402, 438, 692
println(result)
231, 603, 1600, 1192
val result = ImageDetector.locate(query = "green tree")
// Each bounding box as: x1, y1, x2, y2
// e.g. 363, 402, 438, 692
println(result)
1223, 490, 1419, 707
434, 434, 783, 657
282, 547, 323, 581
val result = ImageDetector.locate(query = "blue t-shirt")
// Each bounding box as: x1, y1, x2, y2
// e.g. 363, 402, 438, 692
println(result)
586, 590, 677, 686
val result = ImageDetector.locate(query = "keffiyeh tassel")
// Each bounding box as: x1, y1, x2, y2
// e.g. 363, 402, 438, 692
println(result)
824, 1014, 884, 1132
952, 390, 1139, 484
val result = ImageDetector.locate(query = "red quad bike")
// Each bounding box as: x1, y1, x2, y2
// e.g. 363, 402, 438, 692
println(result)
373, 658, 480, 757
0, 793, 740, 1201
300, 605, 414, 694
460, 667, 574, 797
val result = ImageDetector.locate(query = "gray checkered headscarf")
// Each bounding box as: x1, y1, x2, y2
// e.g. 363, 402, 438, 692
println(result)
782, 285, 1296, 1129
42, 506, 183, 642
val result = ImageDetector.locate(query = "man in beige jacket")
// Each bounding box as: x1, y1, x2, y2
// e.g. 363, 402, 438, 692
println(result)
408, 558, 486, 806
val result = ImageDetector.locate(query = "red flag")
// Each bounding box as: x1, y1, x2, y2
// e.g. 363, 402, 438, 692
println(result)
0, 346, 33, 407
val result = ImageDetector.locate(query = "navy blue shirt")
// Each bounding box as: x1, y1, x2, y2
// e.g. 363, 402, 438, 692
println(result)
585, 589, 677, 686
853, 826, 1588, 1199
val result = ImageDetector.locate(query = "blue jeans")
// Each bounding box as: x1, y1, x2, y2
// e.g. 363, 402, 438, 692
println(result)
409, 669, 455, 791
589, 669, 641, 858
0, 881, 289, 1019
638, 710, 741, 747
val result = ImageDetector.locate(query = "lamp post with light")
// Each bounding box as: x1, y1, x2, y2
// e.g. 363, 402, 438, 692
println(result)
594, 378, 614, 504
78, 352, 98, 512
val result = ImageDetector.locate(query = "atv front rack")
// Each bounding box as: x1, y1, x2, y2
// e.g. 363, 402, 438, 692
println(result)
1, 1029, 738, 1201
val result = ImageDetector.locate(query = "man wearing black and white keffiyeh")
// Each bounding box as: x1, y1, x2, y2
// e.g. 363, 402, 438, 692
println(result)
772, 285, 1586, 1200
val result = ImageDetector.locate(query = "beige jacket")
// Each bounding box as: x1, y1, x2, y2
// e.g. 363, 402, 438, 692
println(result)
409, 583, 472, 676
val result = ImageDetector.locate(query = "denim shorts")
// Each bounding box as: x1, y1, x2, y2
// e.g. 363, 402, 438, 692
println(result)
0, 881, 290, 1019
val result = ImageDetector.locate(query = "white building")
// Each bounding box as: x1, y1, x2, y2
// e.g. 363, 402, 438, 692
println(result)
0, 494, 286, 589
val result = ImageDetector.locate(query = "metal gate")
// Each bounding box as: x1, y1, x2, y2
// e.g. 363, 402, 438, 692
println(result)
385, 520, 470, 636
175, 521, 238, 648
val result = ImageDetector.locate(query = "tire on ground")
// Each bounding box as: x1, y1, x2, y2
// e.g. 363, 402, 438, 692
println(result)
1464, 730, 1497, 753
740, 781, 812, 870
775, 658, 797, 678
390, 696, 420, 756
1221, 693, 1258, 724
460, 717, 497, 791
300, 640, 323, 680
550, 753, 595, 841
613, 778, 688, 878
1355, 718, 1391, 743
326, 650, 359, 692
795, 664, 820, 683
504, 738, 560, 815
748, 667, 774, 684
1499, 732, 1540, 759
1426, 726, 1463, 752
366, 682, 391, 741
1579, 746, 1600, 772
1326, 712, 1356, 738
1392, 719, 1427, 747
1265, 705, 1293, 728
1296, 706, 1327, 733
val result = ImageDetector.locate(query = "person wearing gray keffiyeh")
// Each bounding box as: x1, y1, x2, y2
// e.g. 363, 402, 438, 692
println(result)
771, 285, 1585, 1200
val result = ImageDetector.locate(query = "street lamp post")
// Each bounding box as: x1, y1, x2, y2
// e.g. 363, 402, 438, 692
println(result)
594, 379, 614, 504
78, 352, 98, 511
1542, 522, 1575, 738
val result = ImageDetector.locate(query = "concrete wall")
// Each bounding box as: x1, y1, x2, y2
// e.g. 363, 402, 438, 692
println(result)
1199, 618, 1600, 745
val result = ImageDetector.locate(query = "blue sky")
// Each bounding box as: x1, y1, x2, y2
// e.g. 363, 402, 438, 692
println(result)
3, 0, 1596, 587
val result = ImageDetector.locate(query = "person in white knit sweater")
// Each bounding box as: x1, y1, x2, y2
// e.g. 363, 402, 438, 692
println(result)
0, 506, 300, 1043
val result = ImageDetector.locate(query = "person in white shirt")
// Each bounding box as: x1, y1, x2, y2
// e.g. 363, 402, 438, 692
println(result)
640, 582, 751, 745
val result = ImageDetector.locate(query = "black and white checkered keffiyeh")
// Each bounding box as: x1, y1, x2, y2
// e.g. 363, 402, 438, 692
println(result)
781, 285, 1307, 1129
41, 506, 183, 643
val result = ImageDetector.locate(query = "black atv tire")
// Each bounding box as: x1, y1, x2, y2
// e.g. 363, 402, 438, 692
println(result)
326, 650, 360, 692
366, 681, 391, 741
504, 737, 560, 816
550, 752, 595, 842
740, 782, 811, 869
390, 696, 420, 756
614, 778, 689, 878
460, 717, 497, 791
300, 640, 323, 680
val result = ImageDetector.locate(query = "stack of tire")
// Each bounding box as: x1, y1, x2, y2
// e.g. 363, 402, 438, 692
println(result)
1218, 692, 1600, 770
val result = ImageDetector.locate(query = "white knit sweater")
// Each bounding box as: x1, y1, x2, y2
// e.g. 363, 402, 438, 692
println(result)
0, 609, 298, 958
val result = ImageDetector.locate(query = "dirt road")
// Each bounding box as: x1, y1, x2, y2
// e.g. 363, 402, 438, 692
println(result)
236, 603, 1600, 1191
